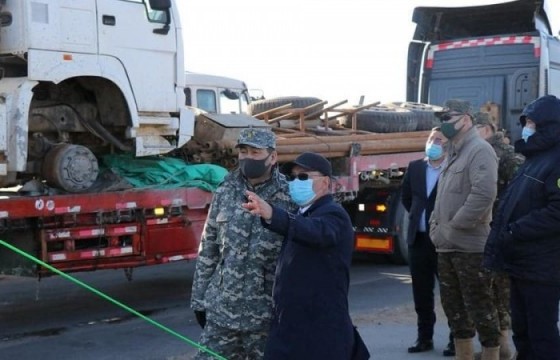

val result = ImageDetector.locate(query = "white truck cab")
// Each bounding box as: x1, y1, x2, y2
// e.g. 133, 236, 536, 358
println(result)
0, 0, 193, 192
184, 72, 251, 115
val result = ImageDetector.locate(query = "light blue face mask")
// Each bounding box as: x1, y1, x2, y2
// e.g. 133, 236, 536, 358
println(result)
521, 126, 536, 142
425, 143, 443, 160
288, 179, 316, 206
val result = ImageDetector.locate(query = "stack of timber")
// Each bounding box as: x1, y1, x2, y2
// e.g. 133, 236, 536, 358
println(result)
181, 99, 434, 168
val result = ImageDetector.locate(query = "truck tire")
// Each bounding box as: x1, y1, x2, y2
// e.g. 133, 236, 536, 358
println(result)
391, 198, 410, 265
42, 144, 99, 193
389, 102, 443, 131
248, 96, 324, 119
340, 106, 417, 133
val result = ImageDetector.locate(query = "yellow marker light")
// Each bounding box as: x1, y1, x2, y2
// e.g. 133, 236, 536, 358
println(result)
358, 204, 365, 212
375, 204, 387, 212
154, 207, 165, 216
355, 235, 392, 252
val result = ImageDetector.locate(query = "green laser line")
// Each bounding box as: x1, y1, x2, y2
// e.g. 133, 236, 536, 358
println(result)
0, 240, 226, 360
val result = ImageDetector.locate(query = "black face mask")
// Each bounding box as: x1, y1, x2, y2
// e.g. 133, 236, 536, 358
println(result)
441, 116, 465, 139
239, 153, 272, 179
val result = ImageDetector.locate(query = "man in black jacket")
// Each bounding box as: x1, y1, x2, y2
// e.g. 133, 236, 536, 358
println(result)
243, 152, 369, 360
484, 95, 560, 359
401, 127, 454, 356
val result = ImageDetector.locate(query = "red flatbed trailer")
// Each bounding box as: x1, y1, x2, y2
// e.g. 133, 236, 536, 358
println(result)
0, 187, 212, 275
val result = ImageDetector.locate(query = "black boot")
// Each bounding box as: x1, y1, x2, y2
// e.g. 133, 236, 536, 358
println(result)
407, 339, 434, 353
442, 334, 455, 357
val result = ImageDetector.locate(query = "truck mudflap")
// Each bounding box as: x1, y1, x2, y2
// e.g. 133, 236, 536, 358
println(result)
0, 187, 212, 276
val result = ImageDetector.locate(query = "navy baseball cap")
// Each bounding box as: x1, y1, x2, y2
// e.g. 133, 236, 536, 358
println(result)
282, 152, 332, 177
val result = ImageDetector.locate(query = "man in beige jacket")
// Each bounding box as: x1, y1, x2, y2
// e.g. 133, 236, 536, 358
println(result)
429, 99, 501, 360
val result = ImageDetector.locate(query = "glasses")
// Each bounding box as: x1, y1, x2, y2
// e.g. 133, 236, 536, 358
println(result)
287, 173, 324, 181
439, 112, 464, 122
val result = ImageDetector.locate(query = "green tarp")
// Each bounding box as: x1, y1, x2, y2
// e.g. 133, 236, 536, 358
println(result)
102, 154, 228, 192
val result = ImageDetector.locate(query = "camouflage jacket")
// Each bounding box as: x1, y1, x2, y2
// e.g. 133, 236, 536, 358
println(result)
488, 132, 525, 197
190, 166, 292, 331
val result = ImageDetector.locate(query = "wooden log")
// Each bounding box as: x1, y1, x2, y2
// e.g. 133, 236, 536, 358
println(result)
276, 130, 431, 146
277, 151, 347, 162
303, 99, 348, 120
268, 111, 299, 124
252, 103, 293, 118
275, 137, 426, 156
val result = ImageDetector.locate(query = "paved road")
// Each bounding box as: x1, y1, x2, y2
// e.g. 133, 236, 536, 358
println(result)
0, 256, 496, 359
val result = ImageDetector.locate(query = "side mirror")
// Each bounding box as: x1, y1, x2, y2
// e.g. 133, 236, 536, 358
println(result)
150, 0, 171, 35
248, 89, 265, 101
149, 0, 171, 11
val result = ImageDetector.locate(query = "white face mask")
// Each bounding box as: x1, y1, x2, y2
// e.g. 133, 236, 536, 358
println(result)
521, 126, 536, 142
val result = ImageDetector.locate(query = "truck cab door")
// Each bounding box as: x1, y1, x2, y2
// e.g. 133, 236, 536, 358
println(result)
96, 0, 178, 112
507, 68, 538, 142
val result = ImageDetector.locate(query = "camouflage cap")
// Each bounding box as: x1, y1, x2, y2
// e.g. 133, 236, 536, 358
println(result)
236, 128, 276, 149
435, 99, 473, 119
474, 111, 496, 131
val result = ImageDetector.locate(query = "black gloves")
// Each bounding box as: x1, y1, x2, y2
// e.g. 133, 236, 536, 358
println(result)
194, 310, 207, 329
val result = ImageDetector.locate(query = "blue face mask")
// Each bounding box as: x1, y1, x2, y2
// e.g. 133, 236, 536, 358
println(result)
425, 143, 443, 160
288, 179, 316, 206
521, 126, 536, 142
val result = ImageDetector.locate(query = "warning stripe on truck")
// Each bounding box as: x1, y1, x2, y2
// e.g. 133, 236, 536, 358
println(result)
48, 246, 135, 262
426, 35, 541, 69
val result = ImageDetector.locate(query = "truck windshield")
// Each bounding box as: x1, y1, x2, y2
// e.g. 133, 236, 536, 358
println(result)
220, 89, 249, 114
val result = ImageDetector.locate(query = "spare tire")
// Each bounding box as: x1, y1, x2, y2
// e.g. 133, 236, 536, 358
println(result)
248, 96, 324, 119
389, 102, 443, 131
340, 105, 417, 133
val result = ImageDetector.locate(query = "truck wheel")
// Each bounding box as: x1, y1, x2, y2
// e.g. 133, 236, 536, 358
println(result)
42, 144, 99, 193
340, 106, 417, 133
390, 102, 443, 131
391, 199, 410, 265
248, 96, 324, 119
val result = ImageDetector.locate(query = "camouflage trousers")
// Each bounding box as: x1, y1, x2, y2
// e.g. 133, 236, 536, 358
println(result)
490, 271, 511, 330
438, 252, 500, 347
195, 321, 268, 360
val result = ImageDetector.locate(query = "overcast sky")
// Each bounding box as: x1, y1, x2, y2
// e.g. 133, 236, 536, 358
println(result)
178, 0, 560, 105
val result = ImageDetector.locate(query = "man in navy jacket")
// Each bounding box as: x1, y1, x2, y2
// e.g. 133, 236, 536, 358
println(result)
484, 95, 560, 359
243, 152, 369, 360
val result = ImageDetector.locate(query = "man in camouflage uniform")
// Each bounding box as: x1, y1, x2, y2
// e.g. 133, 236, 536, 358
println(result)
190, 128, 292, 360
475, 112, 525, 359
475, 112, 525, 208
429, 100, 501, 360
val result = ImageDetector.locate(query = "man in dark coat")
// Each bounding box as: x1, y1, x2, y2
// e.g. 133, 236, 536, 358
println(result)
243, 152, 369, 360
401, 127, 454, 356
484, 95, 560, 359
